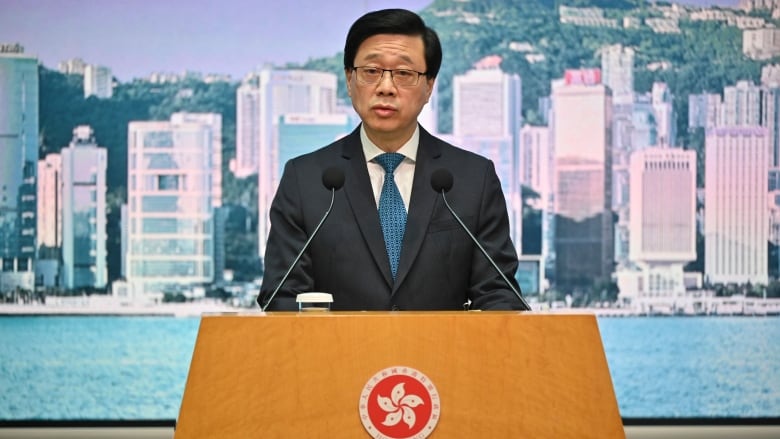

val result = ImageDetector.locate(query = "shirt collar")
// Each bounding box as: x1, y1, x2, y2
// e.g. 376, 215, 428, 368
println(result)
361, 124, 419, 163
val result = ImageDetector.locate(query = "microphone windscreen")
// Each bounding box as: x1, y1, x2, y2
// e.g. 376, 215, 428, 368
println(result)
322, 167, 345, 190
430, 168, 454, 193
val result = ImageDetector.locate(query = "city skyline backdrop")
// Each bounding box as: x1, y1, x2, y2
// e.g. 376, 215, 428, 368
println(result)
3, 0, 778, 307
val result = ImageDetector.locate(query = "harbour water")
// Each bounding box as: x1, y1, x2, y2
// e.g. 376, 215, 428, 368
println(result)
0, 315, 778, 420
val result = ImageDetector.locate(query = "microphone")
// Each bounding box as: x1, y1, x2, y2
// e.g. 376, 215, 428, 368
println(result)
430, 169, 531, 311
259, 166, 345, 311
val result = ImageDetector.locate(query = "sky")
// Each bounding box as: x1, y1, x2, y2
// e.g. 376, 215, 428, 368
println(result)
1, 0, 741, 82
0, 0, 433, 81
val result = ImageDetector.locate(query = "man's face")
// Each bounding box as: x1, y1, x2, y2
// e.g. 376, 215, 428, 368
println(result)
345, 33, 435, 151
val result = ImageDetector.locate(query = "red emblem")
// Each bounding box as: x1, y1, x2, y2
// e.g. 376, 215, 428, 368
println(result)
359, 366, 440, 439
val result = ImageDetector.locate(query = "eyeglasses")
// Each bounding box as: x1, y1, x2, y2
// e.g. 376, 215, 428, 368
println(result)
352, 66, 427, 87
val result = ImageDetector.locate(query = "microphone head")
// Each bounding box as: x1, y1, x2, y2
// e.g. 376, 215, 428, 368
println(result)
322, 167, 345, 190
430, 168, 453, 193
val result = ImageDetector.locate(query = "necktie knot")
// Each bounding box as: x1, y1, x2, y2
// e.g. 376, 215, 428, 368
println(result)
375, 152, 405, 174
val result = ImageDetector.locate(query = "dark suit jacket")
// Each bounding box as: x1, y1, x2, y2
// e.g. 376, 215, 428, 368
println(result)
259, 125, 524, 311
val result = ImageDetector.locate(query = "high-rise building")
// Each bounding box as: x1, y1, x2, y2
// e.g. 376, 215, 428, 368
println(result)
769, 167, 780, 277
704, 127, 769, 285
651, 82, 676, 147
611, 89, 669, 269
452, 56, 521, 139
628, 148, 697, 294
519, 125, 553, 272
36, 154, 61, 288
688, 93, 721, 130
600, 44, 634, 105
233, 75, 262, 178
251, 68, 338, 259
37, 154, 62, 252
611, 106, 633, 270
84, 64, 113, 99
721, 80, 762, 127
763, 85, 780, 166
550, 69, 614, 289
0, 43, 38, 294
519, 125, 552, 206
451, 56, 523, 246
125, 113, 222, 300
276, 114, 352, 183
60, 126, 108, 289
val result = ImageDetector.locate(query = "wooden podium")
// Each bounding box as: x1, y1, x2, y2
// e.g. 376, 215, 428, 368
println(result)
174, 312, 624, 438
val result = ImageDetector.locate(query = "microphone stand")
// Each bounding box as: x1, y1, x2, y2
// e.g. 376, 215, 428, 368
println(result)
439, 190, 532, 311
261, 187, 337, 312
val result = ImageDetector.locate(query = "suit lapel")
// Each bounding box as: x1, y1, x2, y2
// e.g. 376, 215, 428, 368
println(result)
341, 128, 394, 287
393, 128, 442, 292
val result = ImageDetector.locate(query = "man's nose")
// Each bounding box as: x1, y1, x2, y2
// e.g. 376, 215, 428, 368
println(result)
375, 71, 397, 94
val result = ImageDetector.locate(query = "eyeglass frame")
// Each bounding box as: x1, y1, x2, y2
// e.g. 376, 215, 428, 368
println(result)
351, 66, 428, 87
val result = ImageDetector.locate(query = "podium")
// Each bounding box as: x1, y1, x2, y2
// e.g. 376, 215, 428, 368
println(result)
175, 312, 624, 438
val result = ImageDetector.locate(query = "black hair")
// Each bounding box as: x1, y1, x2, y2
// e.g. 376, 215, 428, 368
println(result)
343, 8, 442, 79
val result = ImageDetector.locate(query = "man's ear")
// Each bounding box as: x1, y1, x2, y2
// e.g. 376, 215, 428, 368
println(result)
425, 77, 436, 103
345, 69, 352, 97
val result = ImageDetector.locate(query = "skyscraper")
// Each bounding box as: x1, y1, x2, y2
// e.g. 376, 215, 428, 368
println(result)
251, 68, 338, 259
519, 124, 553, 274
125, 113, 222, 300
233, 75, 262, 178
37, 154, 62, 253
600, 44, 634, 105
550, 69, 614, 289
763, 85, 780, 166
60, 126, 108, 289
721, 80, 762, 127
0, 43, 38, 294
451, 56, 523, 246
705, 127, 769, 285
452, 56, 521, 139
628, 148, 697, 296
651, 82, 676, 147
36, 153, 61, 288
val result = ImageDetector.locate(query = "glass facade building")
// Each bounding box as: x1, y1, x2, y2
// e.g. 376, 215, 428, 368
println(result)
0, 44, 38, 293
250, 68, 339, 259
550, 70, 614, 289
451, 60, 523, 247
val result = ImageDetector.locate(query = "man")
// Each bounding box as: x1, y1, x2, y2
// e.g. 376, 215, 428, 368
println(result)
258, 8, 528, 311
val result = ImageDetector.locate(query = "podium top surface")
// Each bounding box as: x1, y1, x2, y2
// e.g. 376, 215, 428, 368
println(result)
200, 310, 598, 318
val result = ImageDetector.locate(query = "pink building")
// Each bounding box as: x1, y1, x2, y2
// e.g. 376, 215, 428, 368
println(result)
705, 127, 769, 285
550, 70, 614, 289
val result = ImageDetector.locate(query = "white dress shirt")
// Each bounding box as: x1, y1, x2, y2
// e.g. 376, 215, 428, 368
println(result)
361, 125, 418, 212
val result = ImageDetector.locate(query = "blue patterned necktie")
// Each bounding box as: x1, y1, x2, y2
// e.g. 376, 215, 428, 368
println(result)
375, 152, 407, 280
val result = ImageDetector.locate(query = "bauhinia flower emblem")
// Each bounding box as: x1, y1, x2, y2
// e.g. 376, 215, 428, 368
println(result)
377, 382, 425, 429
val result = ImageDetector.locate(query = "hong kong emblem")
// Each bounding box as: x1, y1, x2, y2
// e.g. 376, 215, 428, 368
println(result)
358, 366, 441, 439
